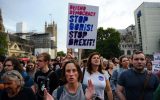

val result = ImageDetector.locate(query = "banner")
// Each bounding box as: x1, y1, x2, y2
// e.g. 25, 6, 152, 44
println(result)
152, 53, 160, 73
67, 3, 99, 49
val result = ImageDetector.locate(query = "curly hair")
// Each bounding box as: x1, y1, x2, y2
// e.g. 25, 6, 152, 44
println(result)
4, 57, 24, 73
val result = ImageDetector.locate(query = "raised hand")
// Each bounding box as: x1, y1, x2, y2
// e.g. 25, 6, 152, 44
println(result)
43, 88, 54, 100
85, 80, 95, 100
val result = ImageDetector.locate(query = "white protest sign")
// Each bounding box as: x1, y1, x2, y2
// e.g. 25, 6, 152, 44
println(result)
152, 53, 160, 73
67, 3, 99, 49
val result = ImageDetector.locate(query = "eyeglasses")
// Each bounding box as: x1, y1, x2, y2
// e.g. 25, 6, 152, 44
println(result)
5, 65, 13, 67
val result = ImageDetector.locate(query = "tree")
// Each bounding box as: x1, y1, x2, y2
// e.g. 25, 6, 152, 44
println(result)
0, 32, 8, 56
82, 27, 121, 59
57, 51, 66, 57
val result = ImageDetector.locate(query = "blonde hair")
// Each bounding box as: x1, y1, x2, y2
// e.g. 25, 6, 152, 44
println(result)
2, 70, 25, 87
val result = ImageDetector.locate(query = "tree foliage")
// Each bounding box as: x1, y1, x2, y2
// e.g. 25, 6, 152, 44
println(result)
82, 27, 121, 59
0, 32, 8, 55
57, 51, 66, 57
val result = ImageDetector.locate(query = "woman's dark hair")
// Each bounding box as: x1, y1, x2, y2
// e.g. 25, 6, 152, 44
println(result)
119, 55, 128, 68
4, 57, 24, 73
87, 52, 103, 74
61, 60, 82, 83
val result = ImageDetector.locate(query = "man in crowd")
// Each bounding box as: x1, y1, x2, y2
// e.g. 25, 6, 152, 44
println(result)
34, 52, 59, 100
116, 51, 159, 100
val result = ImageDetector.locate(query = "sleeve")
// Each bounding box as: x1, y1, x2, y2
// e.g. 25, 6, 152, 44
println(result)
34, 71, 38, 83
22, 71, 34, 87
104, 71, 109, 80
110, 69, 118, 90
117, 71, 126, 86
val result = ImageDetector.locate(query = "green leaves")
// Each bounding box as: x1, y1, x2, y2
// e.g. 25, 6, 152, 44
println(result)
0, 32, 8, 55
82, 27, 121, 59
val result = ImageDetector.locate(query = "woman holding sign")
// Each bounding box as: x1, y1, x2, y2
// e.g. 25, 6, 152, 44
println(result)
82, 52, 113, 100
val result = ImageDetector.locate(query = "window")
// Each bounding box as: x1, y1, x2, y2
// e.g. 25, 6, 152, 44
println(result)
121, 50, 124, 55
127, 50, 131, 55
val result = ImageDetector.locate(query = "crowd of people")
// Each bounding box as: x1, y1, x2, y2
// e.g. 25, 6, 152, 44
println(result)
0, 50, 160, 100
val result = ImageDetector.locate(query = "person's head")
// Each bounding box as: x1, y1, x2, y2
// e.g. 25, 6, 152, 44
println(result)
19, 60, 25, 67
26, 60, 36, 72
61, 60, 82, 84
0, 55, 6, 72
50, 59, 57, 65
146, 61, 152, 71
107, 61, 114, 70
119, 55, 129, 68
87, 52, 103, 74
36, 52, 50, 70
80, 59, 88, 68
56, 56, 61, 62
112, 57, 119, 66
4, 57, 23, 73
102, 58, 108, 70
1, 70, 24, 96
131, 51, 146, 71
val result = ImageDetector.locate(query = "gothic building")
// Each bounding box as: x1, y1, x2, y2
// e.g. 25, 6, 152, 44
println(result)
30, 21, 57, 58
119, 25, 140, 55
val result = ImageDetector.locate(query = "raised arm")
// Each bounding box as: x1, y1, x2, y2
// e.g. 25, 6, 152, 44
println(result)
44, 88, 54, 100
85, 80, 95, 100
116, 84, 126, 100
105, 80, 113, 100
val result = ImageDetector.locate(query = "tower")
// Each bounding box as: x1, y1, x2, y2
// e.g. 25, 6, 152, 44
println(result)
45, 21, 57, 58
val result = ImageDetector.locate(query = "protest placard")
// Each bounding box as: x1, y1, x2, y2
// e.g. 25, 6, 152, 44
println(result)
67, 3, 99, 49
152, 53, 160, 73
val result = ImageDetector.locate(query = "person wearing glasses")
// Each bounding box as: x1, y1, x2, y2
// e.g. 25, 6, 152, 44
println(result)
116, 51, 159, 100
1, 70, 36, 100
3, 57, 34, 87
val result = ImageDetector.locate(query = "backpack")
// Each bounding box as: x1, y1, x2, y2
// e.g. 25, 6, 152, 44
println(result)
57, 84, 87, 100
